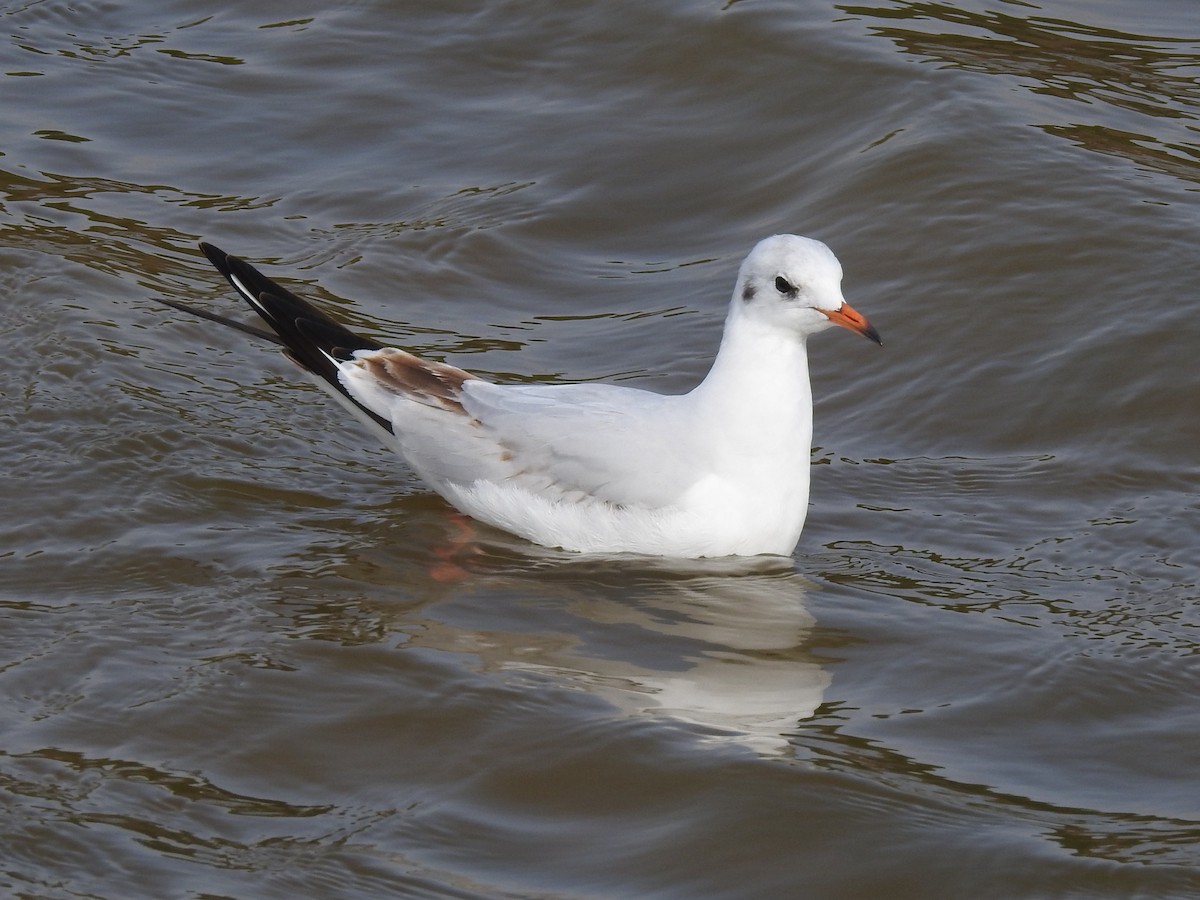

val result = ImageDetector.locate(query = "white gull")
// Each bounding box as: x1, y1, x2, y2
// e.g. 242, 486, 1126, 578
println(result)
165, 235, 881, 558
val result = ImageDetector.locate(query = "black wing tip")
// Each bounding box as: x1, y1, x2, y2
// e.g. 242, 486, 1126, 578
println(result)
199, 243, 262, 294
223, 253, 262, 284
191, 243, 395, 435
295, 317, 366, 360
196, 241, 383, 357
199, 240, 228, 270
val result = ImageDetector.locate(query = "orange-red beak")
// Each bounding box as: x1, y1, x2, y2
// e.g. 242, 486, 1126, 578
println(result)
820, 301, 882, 346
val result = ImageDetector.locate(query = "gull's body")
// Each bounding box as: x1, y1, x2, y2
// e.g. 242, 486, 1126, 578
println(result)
170, 235, 880, 558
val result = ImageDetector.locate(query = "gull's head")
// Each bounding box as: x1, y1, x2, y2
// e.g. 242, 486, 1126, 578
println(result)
732, 234, 881, 345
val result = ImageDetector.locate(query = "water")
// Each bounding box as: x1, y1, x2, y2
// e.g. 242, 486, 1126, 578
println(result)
2, 1, 1198, 897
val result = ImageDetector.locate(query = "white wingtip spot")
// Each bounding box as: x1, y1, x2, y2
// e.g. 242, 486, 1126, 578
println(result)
228, 272, 260, 308
315, 346, 343, 368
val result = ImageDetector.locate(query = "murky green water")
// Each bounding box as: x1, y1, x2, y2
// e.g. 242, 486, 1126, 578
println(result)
2, 1, 1198, 897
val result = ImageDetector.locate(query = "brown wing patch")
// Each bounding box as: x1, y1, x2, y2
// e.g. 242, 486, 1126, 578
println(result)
357, 348, 482, 414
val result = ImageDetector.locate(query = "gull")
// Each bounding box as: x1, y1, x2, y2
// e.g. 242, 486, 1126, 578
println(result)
163, 235, 880, 558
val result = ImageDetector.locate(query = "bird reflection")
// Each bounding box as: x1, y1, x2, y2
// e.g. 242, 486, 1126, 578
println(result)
402, 540, 830, 756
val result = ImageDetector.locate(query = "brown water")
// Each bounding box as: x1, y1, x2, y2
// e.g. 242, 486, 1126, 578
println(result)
3, 1, 1199, 897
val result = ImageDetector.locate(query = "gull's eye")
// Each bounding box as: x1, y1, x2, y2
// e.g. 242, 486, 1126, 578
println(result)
775, 276, 796, 295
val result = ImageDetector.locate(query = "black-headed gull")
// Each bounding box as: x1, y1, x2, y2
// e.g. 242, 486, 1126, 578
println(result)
164, 235, 880, 558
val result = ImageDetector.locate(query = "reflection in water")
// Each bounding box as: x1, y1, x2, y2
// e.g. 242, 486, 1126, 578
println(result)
497, 567, 829, 757
315, 527, 831, 757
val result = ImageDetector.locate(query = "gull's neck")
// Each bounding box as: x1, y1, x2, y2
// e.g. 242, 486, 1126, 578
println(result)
682, 302, 816, 551
691, 305, 813, 435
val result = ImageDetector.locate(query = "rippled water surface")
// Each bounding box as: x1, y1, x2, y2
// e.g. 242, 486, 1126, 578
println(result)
3, 1, 1199, 897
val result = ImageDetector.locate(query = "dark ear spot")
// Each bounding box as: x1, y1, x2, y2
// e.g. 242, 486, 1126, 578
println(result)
742, 283, 756, 302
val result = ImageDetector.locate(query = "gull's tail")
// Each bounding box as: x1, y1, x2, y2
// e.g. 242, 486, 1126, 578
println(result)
162, 242, 393, 434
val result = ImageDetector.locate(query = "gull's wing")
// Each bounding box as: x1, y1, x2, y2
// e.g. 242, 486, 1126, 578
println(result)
461, 380, 701, 507
339, 354, 701, 509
